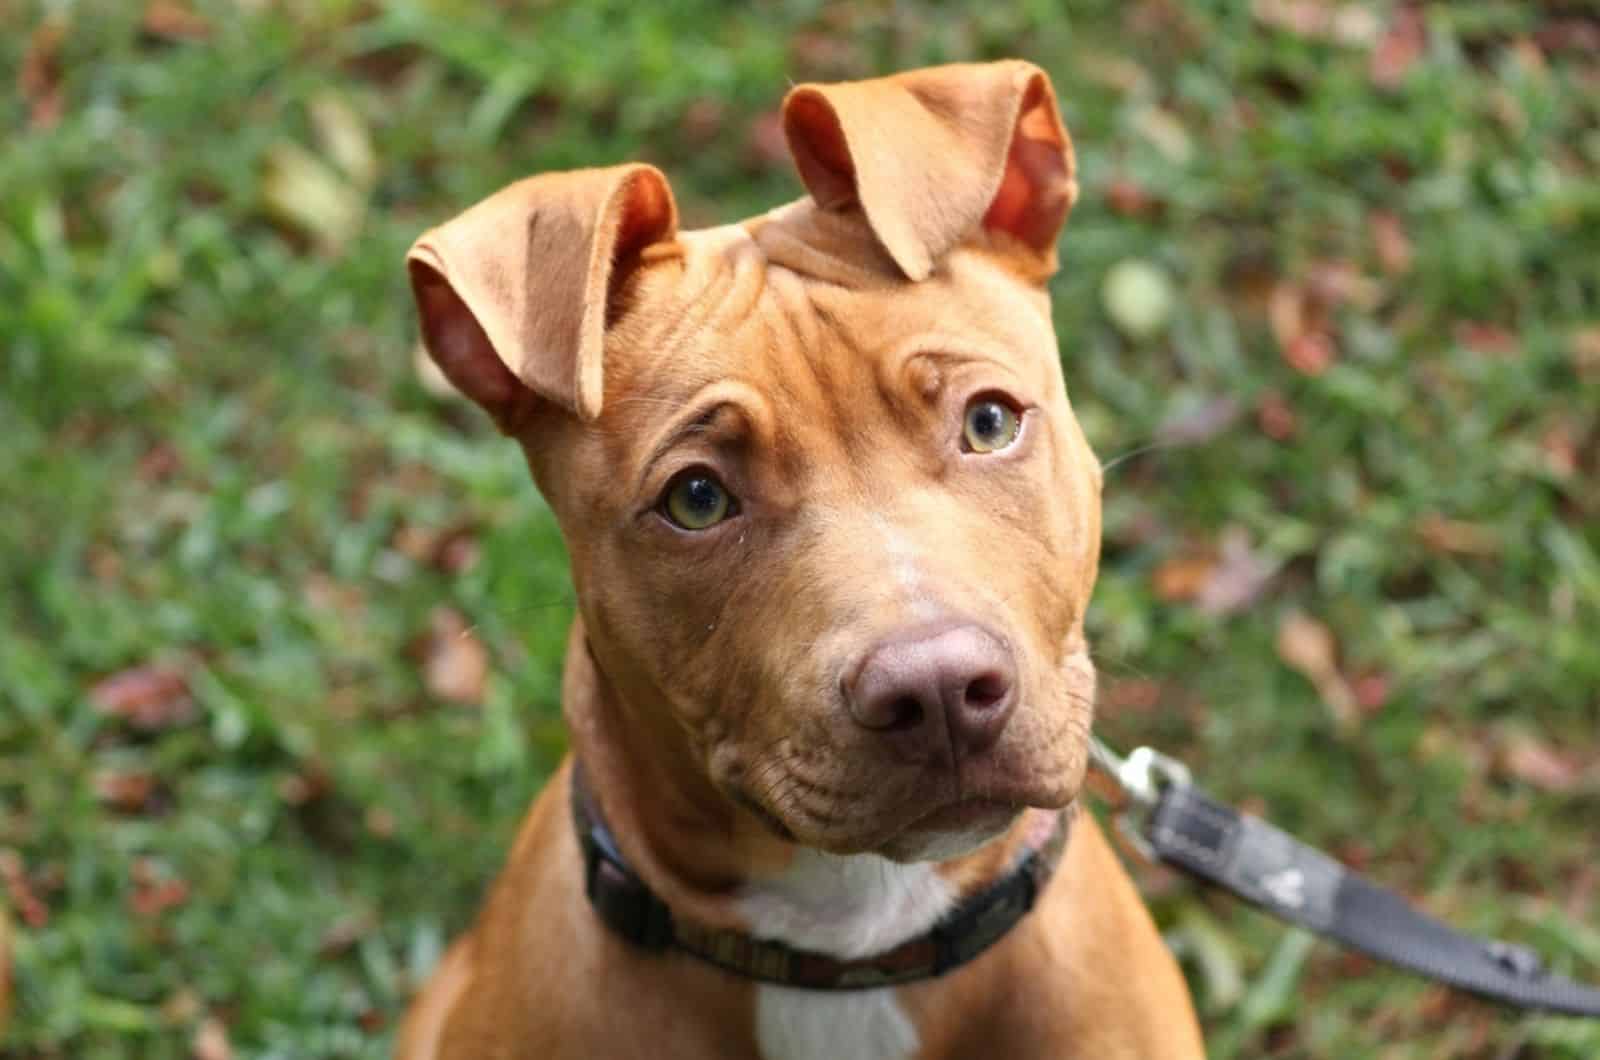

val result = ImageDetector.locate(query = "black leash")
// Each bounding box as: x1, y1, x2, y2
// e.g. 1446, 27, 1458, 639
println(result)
1090, 738, 1600, 1018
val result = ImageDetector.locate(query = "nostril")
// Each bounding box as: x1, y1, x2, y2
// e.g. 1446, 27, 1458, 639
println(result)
884, 695, 926, 731
964, 672, 1009, 710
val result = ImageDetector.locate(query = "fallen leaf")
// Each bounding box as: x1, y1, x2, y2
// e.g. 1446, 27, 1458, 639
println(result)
1132, 105, 1192, 164
309, 92, 377, 190
744, 110, 788, 171
142, 1, 211, 41
1101, 678, 1164, 714
1539, 420, 1579, 479
129, 858, 190, 918
1283, 331, 1337, 376
1276, 611, 1359, 729
1351, 670, 1390, 715
1256, 390, 1299, 441
1370, 6, 1425, 89
88, 666, 195, 731
1495, 732, 1587, 794
1102, 260, 1175, 341
679, 97, 726, 144
1156, 396, 1242, 446
1455, 321, 1518, 356
1106, 177, 1160, 218
1196, 527, 1275, 616
1415, 513, 1499, 556
18, 16, 67, 130
0, 903, 11, 1029
261, 141, 365, 255
0, 851, 49, 929
93, 769, 158, 812
1569, 326, 1600, 383
1251, 0, 1378, 45
1368, 209, 1413, 275
1152, 553, 1215, 603
192, 1015, 232, 1060
420, 608, 489, 706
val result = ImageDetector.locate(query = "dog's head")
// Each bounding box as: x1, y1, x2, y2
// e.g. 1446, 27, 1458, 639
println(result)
408, 61, 1101, 861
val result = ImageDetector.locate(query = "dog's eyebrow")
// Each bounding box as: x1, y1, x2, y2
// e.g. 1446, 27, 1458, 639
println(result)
633, 383, 772, 495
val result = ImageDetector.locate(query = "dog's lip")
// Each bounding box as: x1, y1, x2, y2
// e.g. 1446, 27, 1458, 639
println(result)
908, 796, 1020, 832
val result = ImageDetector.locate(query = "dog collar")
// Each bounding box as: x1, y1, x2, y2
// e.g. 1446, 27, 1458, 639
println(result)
571, 762, 1069, 991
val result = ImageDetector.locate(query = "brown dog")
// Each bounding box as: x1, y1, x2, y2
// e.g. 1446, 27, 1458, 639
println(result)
397, 60, 1204, 1059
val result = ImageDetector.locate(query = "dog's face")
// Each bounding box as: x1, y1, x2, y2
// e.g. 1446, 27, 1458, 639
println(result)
409, 62, 1100, 860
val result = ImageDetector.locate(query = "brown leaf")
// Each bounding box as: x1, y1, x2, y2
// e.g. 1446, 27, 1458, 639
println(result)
1152, 553, 1215, 602
129, 858, 190, 918
0, 903, 11, 1029
1106, 177, 1161, 218
0, 851, 48, 930
1276, 612, 1359, 729
1256, 390, 1300, 441
1415, 513, 1499, 556
89, 666, 195, 731
420, 607, 488, 706
1455, 321, 1518, 356
1283, 331, 1337, 376
18, 16, 67, 130
1195, 527, 1275, 616
1496, 732, 1586, 794
1251, 0, 1378, 44
744, 111, 788, 171
192, 1016, 233, 1060
142, 1, 211, 41
1370, 6, 1425, 89
1368, 209, 1413, 275
1570, 326, 1600, 384
93, 769, 158, 812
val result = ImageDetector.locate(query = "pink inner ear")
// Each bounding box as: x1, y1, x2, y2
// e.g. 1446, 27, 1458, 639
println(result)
982, 80, 1074, 253
410, 263, 524, 414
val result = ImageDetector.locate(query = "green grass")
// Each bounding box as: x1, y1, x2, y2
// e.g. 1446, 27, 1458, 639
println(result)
3, 1, 1598, 1056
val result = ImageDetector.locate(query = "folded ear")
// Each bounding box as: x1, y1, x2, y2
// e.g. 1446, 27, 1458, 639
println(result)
406, 164, 677, 428
782, 60, 1076, 282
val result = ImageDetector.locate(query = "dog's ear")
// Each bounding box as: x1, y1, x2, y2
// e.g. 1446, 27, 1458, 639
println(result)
406, 164, 677, 428
782, 61, 1075, 282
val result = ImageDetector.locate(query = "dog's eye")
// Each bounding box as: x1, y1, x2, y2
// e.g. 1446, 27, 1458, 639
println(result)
662, 470, 735, 530
962, 396, 1021, 453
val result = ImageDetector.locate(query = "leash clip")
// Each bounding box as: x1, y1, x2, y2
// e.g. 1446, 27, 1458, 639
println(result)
1089, 736, 1192, 862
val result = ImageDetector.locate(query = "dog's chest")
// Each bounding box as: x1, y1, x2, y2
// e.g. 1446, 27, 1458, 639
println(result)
737, 850, 957, 1060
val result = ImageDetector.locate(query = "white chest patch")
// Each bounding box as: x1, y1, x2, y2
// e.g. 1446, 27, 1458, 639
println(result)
739, 851, 957, 1060
756, 985, 919, 1060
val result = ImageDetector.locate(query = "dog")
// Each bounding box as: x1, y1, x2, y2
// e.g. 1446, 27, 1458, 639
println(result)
397, 60, 1205, 1060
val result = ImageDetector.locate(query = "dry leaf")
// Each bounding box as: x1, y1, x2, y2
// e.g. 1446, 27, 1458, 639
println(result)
93, 769, 158, 812
1496, 732, 1586, 794
744, 111, 788, 170
1106, 177, 1160, 218
0, 903, 11, 1030
309, 93, 377, 190
129, 858, 190, 918
1370, 7, 1425, 89
192, 1015, 233, 1060
1276, 611, 1359, 729
89, 666, 195, 731
1569, 326, 1600, 383
1196, 527, 1275, 616
1153, 553, 1215, 602
1251, 0, 1378, 44
1156, 396, 1242, 446
1369, 209, 1413, 275
1256, 391, 1299, 441
142, 1, 211, 41
18, 17, 67, 130
421, 607, 488, 706
0, 851, 48, 929
1455, 321, 1518, 356
261, 141, 365, 255
1415, 513, 1499, 556
1283, 331, 1337, 376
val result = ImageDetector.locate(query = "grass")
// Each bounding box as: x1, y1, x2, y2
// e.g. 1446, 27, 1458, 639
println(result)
3, 0, 1598, 1056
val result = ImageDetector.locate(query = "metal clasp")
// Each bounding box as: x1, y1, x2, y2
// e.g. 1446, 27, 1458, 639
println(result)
1089, 736, 1192, 861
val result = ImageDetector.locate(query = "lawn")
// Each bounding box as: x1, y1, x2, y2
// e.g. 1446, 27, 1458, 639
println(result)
3, 1, 1598, 1057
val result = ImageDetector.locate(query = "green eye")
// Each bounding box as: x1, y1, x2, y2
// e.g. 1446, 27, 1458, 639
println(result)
963, 397, 1021, 453
662, 471, 734, 530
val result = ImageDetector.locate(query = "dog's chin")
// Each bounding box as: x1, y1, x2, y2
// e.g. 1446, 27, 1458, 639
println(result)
773, 797, 1025, 863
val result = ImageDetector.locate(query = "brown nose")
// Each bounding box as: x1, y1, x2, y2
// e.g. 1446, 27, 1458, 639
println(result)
845, 623, 1017, 760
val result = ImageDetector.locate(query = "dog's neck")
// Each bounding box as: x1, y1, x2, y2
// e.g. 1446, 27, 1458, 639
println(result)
561, 621, 1059, 958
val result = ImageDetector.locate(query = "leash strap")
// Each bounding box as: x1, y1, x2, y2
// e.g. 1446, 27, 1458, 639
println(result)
1094, 739, 1600, 1018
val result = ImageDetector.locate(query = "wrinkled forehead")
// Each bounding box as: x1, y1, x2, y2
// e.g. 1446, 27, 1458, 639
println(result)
600, 202, 1064, 436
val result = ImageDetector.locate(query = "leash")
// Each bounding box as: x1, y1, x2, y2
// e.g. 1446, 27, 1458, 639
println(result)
1090, 737, 1600, 1018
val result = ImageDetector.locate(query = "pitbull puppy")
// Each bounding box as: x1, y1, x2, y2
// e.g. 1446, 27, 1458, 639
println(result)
397, 60, 1204, 1060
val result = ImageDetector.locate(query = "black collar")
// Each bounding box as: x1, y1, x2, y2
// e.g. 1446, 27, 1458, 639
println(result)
571, 762, 1069, 991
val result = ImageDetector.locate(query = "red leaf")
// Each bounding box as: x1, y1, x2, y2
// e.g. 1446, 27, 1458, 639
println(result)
88, 666, 195, 731
1368, 210, 1413, 275
1370, 6, 1425, 89
1256, 390, 1300, 441
1283, 331, 1337, 376
18, 17, 67, 130
419, 608, 488, 706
